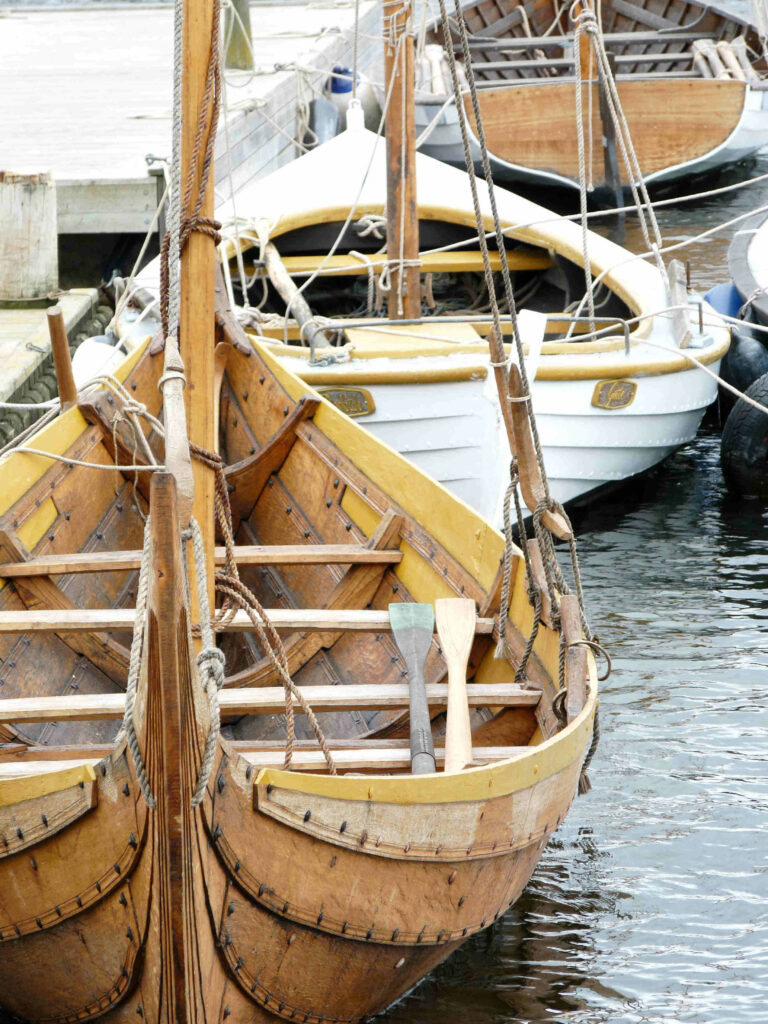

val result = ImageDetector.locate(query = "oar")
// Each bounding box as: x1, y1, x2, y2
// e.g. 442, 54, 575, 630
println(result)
389, 602, 436, 775
435, 598, 476, 773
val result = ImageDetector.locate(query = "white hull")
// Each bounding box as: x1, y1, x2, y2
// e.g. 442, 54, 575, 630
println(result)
281, 350, 724, 523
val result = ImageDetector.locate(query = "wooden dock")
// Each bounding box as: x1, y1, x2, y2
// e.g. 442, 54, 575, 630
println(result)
0, 1, 380, 235
0, 291, 98, 403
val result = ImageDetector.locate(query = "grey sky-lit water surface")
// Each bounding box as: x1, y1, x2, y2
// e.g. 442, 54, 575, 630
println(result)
381, 142, 768, 1024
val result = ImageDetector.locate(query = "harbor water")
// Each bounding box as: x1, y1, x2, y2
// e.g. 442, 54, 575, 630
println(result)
382, 157, 768, 1023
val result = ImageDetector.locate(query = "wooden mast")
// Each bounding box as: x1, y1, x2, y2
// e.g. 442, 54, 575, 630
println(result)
384, 0, 421, 319
180, 0, 217, 614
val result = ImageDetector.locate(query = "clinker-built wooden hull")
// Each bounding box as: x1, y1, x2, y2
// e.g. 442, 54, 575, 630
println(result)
420, 0, 768, 192
0, 309, 596, 1022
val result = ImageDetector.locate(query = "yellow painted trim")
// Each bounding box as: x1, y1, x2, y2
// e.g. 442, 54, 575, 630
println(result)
226, 199, 653, 343
0, 763, 96, 809
17, 497, 58, 551
267, 340, 729, 387
301, 365, 489, 386
0, 338, 151, 518
254, 684, 596, 804
535, 335, 730, 380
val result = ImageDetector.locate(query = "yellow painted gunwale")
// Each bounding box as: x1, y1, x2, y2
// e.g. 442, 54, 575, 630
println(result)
262, 334, 730, 385
0, 763, 96, 808
252, 685, 596, 804
0, 338, 151, 520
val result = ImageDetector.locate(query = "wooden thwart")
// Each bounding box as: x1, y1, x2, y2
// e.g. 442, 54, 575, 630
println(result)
0, 608, 496, 634
0, 745, 530, 779
0, 682, 540, 723
0, 544, 403, 578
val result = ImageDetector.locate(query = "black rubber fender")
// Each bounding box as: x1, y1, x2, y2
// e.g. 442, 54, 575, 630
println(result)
721, 370, 768, 497
720, 328, 768, 417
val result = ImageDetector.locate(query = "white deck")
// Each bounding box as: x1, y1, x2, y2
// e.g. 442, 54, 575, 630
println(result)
0, 1, 381, 234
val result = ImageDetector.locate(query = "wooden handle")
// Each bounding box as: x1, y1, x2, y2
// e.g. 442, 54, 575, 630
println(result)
435, 598, 475, 773
46, 307, 77, 408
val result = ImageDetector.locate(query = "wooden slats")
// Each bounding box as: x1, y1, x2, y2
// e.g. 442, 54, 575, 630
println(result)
0, 745, 530, 779
462, 30, 717, 49
0, 608, 496, 634
0, 544, 403, 578
472, 52, 693, 73
0, 682, 540, 723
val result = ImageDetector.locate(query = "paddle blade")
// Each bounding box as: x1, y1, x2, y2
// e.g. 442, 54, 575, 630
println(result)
389, 602, 436, 774
435, 598, 476, 669
435, 598, 476, 773
389, 601, 435, 666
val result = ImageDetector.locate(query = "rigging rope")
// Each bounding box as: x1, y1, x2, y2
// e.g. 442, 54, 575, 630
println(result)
437, 0, 593, 656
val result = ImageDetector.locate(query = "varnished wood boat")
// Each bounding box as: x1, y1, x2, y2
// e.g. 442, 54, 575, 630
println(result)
417, 0, 768, 193
0, 2, 598, 1019
208, 119, 730, 520
0, 271, 598, 1024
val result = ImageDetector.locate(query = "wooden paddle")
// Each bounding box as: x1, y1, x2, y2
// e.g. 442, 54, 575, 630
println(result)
389, 602, 436, 774
435, 598, 476, 773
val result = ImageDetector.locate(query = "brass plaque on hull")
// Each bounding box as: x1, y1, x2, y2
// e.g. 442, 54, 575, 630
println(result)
591, 379, 637, 410
317, 387, 376, 418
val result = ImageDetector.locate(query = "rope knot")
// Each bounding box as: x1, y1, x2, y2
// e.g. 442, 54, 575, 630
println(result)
196, 646, 226, 692
569, 1, 598, 32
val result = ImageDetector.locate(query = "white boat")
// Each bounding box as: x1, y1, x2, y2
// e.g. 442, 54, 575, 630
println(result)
121, 119, 728, 523
208, 120, 729, 521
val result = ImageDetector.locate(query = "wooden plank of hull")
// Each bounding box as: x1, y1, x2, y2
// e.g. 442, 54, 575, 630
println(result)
191, 747, 576, 1021
0, 527, 131, 687
464, 78, 747, 186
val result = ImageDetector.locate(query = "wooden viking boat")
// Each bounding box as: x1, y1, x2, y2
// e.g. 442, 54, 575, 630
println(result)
204, 120, 730, 521
0, 1, 599, 1019
416, 0, 768, 194
0, 254, 599, 1024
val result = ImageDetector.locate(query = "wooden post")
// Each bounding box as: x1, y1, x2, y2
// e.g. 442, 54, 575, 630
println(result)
0, 172, 57, 304
224, 0, 254, 71
384, 0, 421, 320
180, 0, 218, 619
598, 51, 624, 238
46, 307, 78, 409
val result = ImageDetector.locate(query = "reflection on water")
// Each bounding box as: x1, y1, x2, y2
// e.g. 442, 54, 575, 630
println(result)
382, 148, 768, 1023
385, 432, 768, 1024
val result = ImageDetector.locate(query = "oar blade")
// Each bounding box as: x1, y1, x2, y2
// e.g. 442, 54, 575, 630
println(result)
435, 598, 476, 773
389, 602, 436, 774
